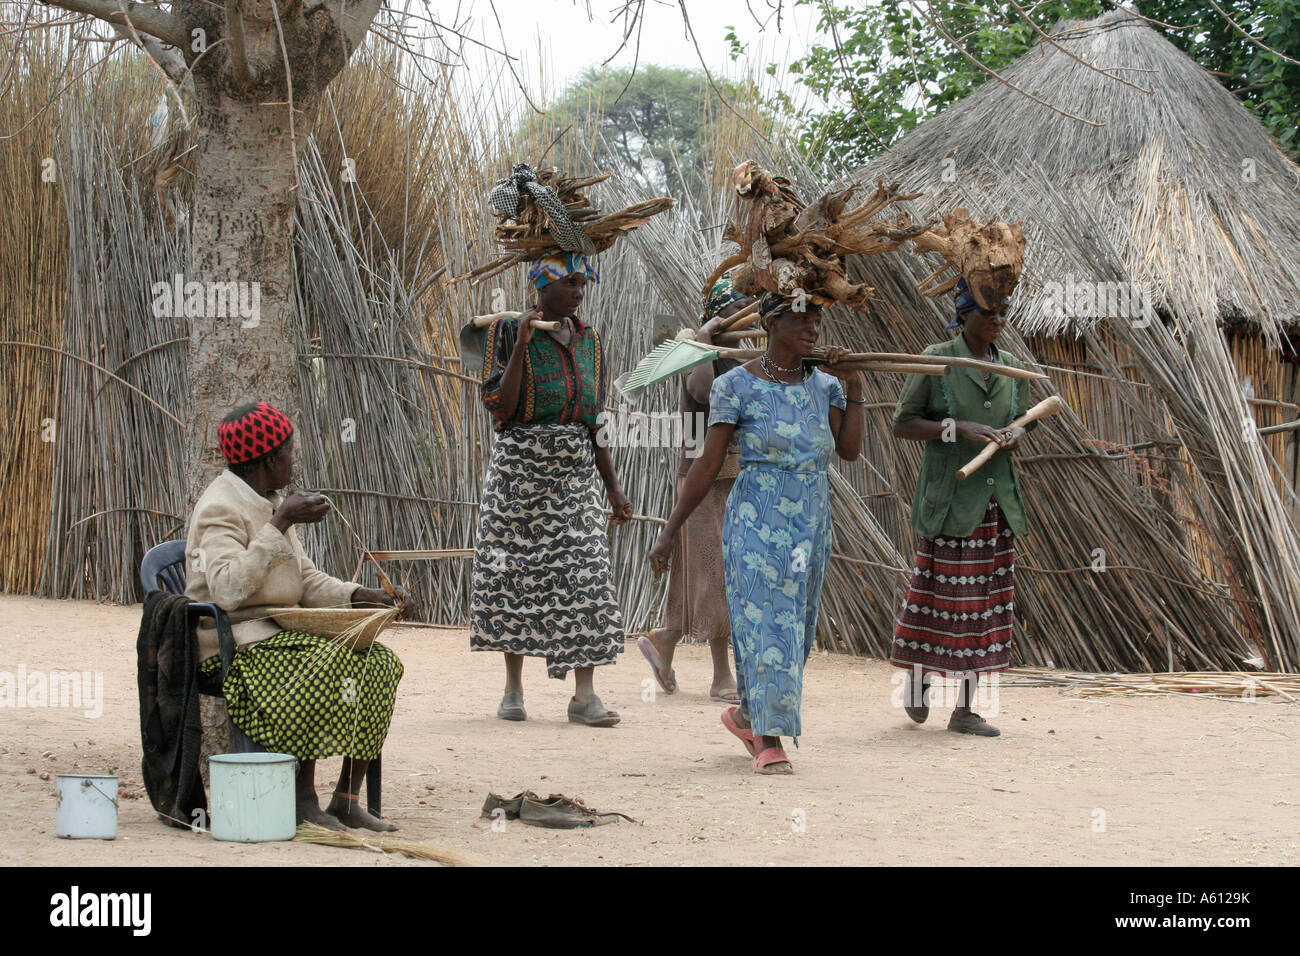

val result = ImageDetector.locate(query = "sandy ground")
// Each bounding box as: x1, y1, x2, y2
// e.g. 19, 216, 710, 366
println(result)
2, 595, 1297, 867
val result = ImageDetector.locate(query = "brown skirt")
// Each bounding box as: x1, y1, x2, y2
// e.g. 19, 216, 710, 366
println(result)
664, 475, 734, 643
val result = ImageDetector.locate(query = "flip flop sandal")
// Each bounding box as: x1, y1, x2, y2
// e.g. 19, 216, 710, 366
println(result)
753, 746, 794, 775
709, 689, 742, 704
637, 635, 677, 694
721, 706, 756, 756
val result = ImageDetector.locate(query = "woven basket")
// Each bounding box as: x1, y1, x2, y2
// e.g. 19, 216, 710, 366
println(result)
266, 606, 400, 651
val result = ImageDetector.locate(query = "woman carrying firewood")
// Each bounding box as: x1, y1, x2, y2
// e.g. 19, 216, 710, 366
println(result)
639, 274, 753, 704
648, 292, 865, 774
470, 252, 633, 727
890, 279, 1038, 737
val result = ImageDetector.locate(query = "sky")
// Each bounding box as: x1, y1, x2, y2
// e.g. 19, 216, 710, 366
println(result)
445, 0, 825, 104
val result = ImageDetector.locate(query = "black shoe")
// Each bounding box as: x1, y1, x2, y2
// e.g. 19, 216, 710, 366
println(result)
903, 673, 931, 723
947, 711, 1000, 737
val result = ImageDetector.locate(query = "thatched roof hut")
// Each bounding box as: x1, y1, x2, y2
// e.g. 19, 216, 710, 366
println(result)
854, 7, 1300, 337
839, 7, 1300, 669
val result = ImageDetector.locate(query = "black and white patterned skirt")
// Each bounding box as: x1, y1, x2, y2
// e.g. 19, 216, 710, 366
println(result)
469, 422, 625, 677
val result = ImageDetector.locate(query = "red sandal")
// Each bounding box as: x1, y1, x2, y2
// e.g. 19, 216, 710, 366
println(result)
753, 746, 794, 775
721, 706, 755, 756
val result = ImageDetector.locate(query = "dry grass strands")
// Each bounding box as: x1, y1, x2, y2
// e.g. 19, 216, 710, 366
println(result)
1009, 667, 1300, 702
265, 606, 400, 651
293, 821, 479, 866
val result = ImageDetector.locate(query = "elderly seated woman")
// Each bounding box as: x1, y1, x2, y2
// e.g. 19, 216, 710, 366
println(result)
185, 401, 411, 832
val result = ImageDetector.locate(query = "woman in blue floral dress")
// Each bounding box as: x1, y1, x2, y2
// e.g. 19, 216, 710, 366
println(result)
649, 293, 866, 773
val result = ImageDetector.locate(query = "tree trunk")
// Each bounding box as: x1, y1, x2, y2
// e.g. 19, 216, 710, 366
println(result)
183, 81, 309, 503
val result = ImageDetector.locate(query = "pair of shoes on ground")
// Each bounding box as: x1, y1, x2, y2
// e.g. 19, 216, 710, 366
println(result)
480, 790, 635, 828
496, 691, 620, 727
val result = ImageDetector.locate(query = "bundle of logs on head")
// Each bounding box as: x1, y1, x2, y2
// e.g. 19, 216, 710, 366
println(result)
702, 160, 1027, 340
453, 167, 675, 285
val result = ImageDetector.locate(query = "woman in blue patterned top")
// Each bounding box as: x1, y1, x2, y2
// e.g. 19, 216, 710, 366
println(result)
649, 293, 866, 773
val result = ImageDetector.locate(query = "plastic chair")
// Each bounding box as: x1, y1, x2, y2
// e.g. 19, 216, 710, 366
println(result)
140, 540, 383, 816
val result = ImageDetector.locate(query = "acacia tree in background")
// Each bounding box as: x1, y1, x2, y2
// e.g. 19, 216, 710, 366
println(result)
727, 0, 1300, 169
527, 64, 766, 204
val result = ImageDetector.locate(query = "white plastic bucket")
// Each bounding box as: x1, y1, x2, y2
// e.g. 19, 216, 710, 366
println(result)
55, 774, 118, 839
208, 752, 298, 842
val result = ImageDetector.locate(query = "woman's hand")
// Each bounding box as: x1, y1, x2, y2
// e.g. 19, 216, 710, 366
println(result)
516, 305, 543, 347
271, 491, 330, 532
821, 348, 867, 410
998, 425, 1027, 451
648, 533, 675, 577
607, 488, 633, 525
820, 345, 851, 372
696, 315, 727, 342
353, 584, 414, 619
821, 349, 866, 388
956, 421, 1006, 445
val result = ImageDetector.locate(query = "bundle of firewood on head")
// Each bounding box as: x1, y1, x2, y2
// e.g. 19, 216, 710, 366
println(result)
703, 160, 936, 314
910, 207, 1026, 313
699, 162, 1028, 341
616, 161, 1047, 397
452, 163, 675, 285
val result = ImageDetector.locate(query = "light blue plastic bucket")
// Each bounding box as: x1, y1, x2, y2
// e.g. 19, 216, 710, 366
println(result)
208, 753, 298, 843
55, 773, 118, 839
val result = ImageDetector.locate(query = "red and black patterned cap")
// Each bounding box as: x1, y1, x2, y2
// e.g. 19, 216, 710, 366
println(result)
218, 401, 293, 465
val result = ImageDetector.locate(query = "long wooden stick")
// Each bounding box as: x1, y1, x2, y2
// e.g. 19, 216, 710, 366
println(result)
717, 346, 1047, 380
468, 311, 561, 331
957, 396, 1065, 480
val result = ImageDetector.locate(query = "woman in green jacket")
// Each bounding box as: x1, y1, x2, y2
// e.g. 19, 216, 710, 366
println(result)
891, 280, 1038, 737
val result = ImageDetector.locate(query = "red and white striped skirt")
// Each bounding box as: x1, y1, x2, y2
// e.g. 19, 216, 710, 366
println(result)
890, 500, 1015, 676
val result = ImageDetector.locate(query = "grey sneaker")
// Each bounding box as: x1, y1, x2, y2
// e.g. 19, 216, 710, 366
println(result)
948, 711, 1000, 737
567, 694, 620, 727
481, 791, 525, 820
496, 691, 527, 721
518, 793, 634, 828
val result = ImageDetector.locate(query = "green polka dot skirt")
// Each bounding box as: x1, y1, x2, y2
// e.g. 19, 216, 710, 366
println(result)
221, 630, 403, 760
197, 655, 224, 697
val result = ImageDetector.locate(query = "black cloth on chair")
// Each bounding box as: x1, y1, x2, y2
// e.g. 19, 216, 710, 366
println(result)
137, 590, 207, 829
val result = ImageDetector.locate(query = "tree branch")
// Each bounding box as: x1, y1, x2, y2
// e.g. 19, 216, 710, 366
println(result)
226, 0, 254, 91
324, 0, 384, 57
37, 0, 188, 48
1203, 0, 1300, 68
111, 22, 189, 87
906, 0, 1105, 128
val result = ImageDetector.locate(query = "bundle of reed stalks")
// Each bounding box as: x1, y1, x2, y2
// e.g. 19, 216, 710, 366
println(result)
1009, 667, 1300, 702
293, 822, 479, 866
265, 606, 400, 651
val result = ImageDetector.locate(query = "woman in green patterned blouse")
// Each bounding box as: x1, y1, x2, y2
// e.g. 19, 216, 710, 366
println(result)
469, 253, 633, 727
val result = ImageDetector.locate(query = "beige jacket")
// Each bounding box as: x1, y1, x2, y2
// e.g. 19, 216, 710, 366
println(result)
184, 470, 359, 660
